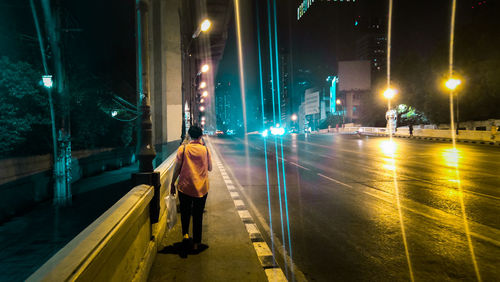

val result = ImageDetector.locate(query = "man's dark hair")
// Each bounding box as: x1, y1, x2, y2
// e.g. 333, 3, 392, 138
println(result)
188, 124, 203, 139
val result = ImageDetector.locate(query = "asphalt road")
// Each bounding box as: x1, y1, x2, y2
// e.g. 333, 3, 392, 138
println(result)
211, 133, 500, 281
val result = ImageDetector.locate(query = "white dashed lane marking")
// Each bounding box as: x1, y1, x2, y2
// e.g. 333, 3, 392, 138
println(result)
238, 210, 252, 220
208, 141, 287, 281
288, 161, 310, 171
317, 173, 352, 188
233, 200, 245, 208
245, 223, 260, 235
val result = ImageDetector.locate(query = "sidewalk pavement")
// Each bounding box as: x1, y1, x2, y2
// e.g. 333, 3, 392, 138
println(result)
148, 144, 270, 282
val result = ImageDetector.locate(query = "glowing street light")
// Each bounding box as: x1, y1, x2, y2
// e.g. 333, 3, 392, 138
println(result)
200, 98, 205, 103
42, 75, 53, 88
336, 99, 341, 105
111, 110, 118, 117
201, 64, 209, 73
199, 106, 205, 112
291, 114, 298, 121
200, 19, 211, 32
192, 19, 212, 39
383, 88, 398, 99
202, 91, 208, 98
445, 78, 461, 90
199, 81, 207, 89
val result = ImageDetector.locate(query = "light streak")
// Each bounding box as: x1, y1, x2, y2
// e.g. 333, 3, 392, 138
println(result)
234, 0, 247, 134
273, 0, 293, 274
255, 0, 274, 256
386, 1, 414, 280
266, 0, 288, 275
448, 0, 481, 279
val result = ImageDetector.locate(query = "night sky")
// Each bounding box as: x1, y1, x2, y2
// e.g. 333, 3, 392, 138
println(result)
215, 0, 498, 127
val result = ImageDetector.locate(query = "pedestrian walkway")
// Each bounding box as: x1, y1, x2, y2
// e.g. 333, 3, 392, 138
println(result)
148, 143, 285, 281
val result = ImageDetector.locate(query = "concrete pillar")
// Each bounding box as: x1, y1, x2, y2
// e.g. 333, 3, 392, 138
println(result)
149, 0, 182, 145
161, 0, 182, 142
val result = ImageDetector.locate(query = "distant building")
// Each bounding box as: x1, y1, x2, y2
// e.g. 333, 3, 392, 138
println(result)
279, 50, 291, 128
215, 81, 233, 132
338, 60, 371, 123
355, 17, 387, 75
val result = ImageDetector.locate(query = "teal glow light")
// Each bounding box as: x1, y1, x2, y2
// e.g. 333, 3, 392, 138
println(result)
329, 76, 338, 113
42, 75, 53, 88
256, 0, 274, 256
267, 0, 287, 270
273, 0, 293, 269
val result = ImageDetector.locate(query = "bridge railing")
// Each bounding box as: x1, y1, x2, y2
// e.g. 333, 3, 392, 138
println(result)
332, 126, 498, 143
27, 152, 177, 282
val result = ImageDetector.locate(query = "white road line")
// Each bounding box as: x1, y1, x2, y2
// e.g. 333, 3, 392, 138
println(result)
234, 199, 245, 207
265, 269, 288, 282
245, 223, 260, 235
317, 173, 353, 188
238, 210, 252, 220
253, 242, 272, 256
289, 161, 310, 171
208, 139, 298, 281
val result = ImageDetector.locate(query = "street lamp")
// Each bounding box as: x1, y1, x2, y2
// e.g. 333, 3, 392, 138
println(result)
182, 19, 212, 142
383, 88, 397, 99
336, 99, 341, 105
199, 81, 207, 89
192, 19, 212, 39
201, 64, 209, 73
383, 87, 398, 134
200, 19, 211, 32
202, 91, 208, 98
42, 75, 53, 88
445, 77, 462, 135
445, 78, 461, 90
291, 114, 297, 121
200, 98, 205, 103
199, 106, 205, 112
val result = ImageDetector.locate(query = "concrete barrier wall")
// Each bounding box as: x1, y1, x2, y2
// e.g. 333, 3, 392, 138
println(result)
0, 147, 135, 223
336, 126, 499, 143
27, 152, 177, 282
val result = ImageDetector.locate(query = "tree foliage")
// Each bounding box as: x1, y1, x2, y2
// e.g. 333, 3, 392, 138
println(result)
0, 57, 51, 157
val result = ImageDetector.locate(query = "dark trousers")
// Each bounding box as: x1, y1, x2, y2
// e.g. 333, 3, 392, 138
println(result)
178, 191, 208, 243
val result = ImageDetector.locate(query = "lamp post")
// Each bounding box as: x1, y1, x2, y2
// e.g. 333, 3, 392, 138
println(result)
181, 20, 211, 142
383, 87, 398, 134
445, 78, 461, 135
336, 98, 345, 126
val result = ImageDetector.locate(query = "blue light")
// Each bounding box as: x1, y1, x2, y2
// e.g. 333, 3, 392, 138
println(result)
355, 20, 359, 26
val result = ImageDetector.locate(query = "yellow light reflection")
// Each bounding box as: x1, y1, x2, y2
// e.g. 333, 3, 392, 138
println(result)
442, 148, 462, 167
383, 164, 396, 171
380, 140, 397, 157
444, 188, 463, 198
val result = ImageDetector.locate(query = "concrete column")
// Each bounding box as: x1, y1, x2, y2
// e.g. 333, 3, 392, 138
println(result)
161, 0, 182, 142
149, 0, 182, 145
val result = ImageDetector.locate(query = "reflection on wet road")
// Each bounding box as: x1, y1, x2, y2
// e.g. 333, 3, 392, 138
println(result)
211, 134, 500, 281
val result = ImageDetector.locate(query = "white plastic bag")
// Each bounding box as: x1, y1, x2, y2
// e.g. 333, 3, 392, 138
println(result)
165, 194, 178, 230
